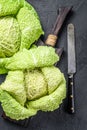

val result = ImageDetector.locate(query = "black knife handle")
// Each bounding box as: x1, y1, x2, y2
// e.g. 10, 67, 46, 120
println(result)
68, 74, 75, 114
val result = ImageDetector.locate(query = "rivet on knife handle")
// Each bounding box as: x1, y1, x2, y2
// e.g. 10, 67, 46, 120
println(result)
67, 23, 76, 114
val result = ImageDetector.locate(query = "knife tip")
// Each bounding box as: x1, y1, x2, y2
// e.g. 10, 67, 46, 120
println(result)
68, 23, 74, 29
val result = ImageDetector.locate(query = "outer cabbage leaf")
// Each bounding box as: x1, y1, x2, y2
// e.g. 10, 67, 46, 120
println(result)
0, 0, 24, 17
5, 46, 59, 70
0, 71, 26, 106
25, 70, 47, 100
26, 73, 66, 111
0, 90, 37, 120
17, 5, 44, 49
42, 66, 63, 94
0, 16, 21, 57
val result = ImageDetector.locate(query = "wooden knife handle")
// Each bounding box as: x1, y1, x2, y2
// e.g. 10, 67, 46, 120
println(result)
45, 6, 72, 47
68, 74, 75, 114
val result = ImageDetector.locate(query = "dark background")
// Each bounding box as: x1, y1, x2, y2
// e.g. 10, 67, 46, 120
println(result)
0, 0, 87, 129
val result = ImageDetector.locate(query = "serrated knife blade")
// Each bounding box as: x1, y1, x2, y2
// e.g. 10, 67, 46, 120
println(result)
67, 23, 76, 114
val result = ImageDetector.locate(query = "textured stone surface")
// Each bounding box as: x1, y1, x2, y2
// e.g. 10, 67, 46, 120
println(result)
0, 0, 87, 129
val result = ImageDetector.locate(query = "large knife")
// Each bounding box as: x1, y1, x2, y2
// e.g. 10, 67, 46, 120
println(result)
67, 23, 76, 114
37, 7, 72, 55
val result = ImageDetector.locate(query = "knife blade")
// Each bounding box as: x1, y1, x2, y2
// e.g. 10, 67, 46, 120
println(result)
67, 23, 76, 114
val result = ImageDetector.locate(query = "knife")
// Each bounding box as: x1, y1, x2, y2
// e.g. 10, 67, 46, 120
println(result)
67, 23, 76, 114
37, 6, 72, 57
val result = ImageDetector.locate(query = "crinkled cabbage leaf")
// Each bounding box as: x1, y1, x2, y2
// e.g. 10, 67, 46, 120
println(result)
17, 6, 44, 49
0, 16, 21, 57
0, 46, 59, 70
0, 70, 26, 106
41, 66, 64, 94
25, 70, 47, 100
0, 90, 37, 120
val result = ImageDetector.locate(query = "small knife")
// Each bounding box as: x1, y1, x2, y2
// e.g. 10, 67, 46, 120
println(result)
67, 23, 76, 114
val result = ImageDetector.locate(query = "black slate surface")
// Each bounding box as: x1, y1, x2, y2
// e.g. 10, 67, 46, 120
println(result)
0, 0, 87, 130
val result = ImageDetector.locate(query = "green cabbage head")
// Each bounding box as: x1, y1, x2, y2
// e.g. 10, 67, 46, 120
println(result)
0, 0, 44, 57
0, 66, 66, 120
